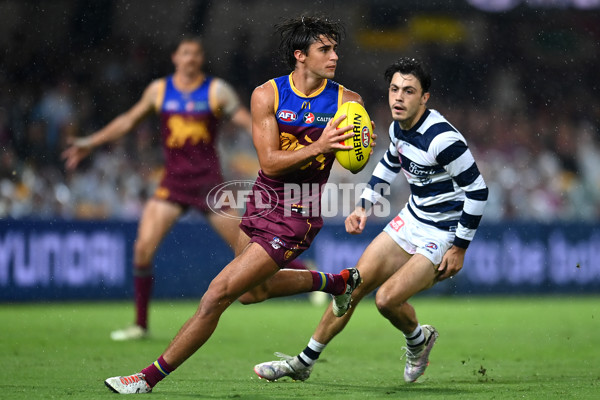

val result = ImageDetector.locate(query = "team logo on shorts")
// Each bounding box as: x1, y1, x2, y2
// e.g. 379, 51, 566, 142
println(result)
284, 249, 294, 260
390, 216, 404, 232
425, 242, 438, 250
270, 236, 286, 250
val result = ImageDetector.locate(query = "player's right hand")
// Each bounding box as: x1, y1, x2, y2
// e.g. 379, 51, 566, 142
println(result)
61, 137, 93, 171
315, 114, 354, 154
345, 206, 368, 235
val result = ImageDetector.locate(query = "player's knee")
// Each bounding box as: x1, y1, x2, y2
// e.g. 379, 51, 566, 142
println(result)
238, 286, 269, 305
237, 292, 262, 305
197, 287, 234, 317
375, 288, 401, 318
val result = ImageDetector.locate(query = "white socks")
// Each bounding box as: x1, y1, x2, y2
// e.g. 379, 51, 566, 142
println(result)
296, 337, 327, 367
405, 324, 425, 348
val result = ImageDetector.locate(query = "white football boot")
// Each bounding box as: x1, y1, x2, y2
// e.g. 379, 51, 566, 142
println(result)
254, 352, 313, 382
110, 325, 148, 341
403, 324, 439, 383
105, 373, 152, 394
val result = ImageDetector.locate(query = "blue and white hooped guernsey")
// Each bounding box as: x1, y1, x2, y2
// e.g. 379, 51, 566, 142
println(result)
361, 109, 489, 249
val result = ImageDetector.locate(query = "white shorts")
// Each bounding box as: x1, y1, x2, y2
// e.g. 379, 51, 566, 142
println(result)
383, 207, 455, 266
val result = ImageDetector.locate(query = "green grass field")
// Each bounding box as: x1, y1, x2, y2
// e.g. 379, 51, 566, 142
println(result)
2, 296, 599, 399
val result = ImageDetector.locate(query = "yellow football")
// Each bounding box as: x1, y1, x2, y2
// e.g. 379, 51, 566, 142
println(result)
334, 101, 373, 173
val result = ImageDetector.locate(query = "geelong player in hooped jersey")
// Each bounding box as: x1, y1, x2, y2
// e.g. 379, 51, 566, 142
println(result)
62, 37, 254, 341
104, 16, 374, 394
254, 58, 489, 384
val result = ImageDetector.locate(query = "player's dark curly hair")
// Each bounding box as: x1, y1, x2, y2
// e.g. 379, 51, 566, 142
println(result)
384, 58, 431, 93
275, 15, 345, 70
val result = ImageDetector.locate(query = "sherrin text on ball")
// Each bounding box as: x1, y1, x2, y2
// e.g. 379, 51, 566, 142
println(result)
333, 101, 372, 173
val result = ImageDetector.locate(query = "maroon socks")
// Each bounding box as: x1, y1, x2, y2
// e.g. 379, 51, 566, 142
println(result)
141, 355, 174, 387
309, 270, 349, 295
134, 266, 153, 329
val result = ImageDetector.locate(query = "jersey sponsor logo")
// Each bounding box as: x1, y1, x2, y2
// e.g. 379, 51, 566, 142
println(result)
165, 100, 180, 111
277, 110, 297, 122
302, 112, 333, 125
408, 161, 437, 177
317, 114, 333, 123
185, 100, 209, 112
166, 115, 211, 148
390, 215, 405, 231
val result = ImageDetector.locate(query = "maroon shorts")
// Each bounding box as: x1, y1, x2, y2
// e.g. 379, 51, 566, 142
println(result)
154, 178, 221, 213
239, 207, 322, 268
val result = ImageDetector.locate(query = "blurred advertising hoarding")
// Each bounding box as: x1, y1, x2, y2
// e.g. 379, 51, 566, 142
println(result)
1, 219, 599, 301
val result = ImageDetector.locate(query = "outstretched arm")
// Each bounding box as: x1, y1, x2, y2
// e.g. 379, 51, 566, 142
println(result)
62, 79, 160, 170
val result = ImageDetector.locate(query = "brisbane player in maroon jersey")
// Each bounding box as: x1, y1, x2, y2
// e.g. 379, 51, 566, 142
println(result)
103, 16, 374, 394
63, 37, 257, 341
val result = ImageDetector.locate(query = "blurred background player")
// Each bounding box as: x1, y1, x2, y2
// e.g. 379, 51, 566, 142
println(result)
103, 15, 369, 394
254, 57, 488, 383
62, 36, 254, 341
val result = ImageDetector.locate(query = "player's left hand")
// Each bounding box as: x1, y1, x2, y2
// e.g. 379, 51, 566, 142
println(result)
436, 245, 466, 281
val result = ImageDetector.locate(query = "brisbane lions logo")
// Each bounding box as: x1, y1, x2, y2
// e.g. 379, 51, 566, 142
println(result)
279, 132, 305, 152
166, 115, 211, 148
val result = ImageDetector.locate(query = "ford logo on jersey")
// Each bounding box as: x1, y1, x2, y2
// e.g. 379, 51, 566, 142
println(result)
277, 110, 297, 122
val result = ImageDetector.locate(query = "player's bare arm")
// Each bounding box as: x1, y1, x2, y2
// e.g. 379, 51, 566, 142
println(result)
211, 78, 252, 134
251, 82, 354, 177
62, 79, 161, 170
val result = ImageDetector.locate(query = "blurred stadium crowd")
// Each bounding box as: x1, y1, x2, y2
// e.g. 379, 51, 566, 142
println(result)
1, 0, 599, 222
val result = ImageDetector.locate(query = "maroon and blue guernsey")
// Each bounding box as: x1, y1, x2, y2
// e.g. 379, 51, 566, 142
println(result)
256, 73, 344, 216
154, 75, 222, 210
240, 74, 344, 266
